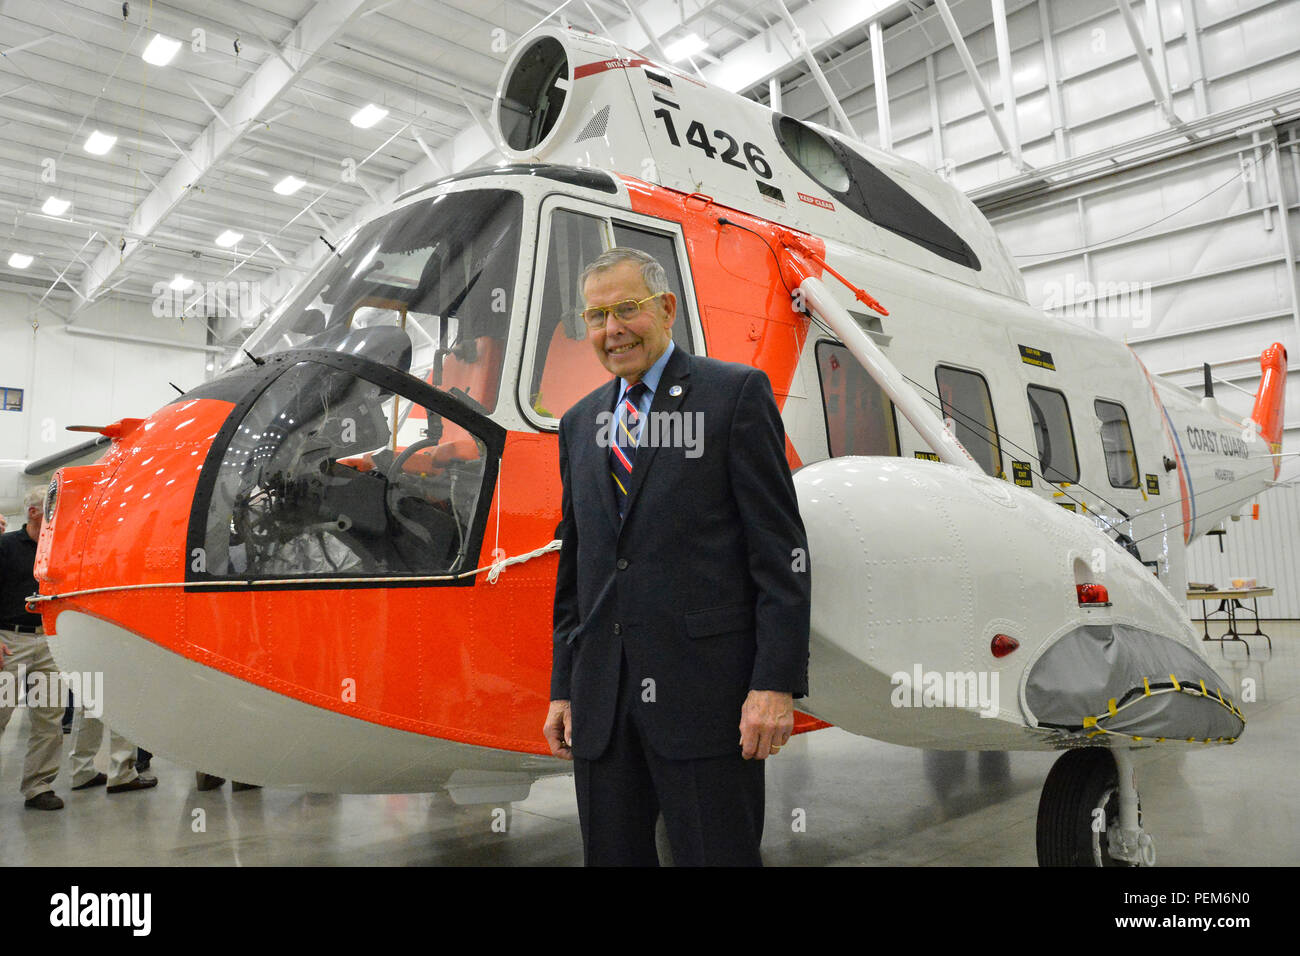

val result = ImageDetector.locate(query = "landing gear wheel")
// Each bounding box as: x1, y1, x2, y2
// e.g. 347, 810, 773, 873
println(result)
1036, 749, 1143, 867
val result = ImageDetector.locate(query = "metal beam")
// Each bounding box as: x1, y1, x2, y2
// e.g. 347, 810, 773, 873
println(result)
1144, 0, 1173, 113
933, 0, 1027, 171
1113, 0, 1183, 129
990, 0, 1022, 168
701, 0, 908, 94
1263, 129, 1300, 357
771, 0, 856, 137
869, 19, 891, 151
1036, 0, 1068, 161
1178, 0, 1210, 117
75, 0, 377, 309
924, 54, 945, 173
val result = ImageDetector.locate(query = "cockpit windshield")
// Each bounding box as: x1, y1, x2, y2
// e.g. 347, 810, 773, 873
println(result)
237, 189, 523, 414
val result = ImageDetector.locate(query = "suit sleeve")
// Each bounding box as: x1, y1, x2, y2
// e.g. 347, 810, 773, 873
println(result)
550, 414, 578, 701
728, 368, 811, 697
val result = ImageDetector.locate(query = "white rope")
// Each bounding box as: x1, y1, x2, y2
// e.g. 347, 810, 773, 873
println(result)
487, 539, 562, 583
28, 539, 564, 603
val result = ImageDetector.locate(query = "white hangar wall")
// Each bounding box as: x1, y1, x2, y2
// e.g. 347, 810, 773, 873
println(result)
0, 285, 209, 471
775, 0, 1299, 615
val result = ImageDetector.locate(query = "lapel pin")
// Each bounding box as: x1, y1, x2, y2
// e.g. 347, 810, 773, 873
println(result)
669, 385, 683, 397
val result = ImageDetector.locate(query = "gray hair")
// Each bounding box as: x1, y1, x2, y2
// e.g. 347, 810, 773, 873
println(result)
578, 247, 670, 301
24, 487, 44, 513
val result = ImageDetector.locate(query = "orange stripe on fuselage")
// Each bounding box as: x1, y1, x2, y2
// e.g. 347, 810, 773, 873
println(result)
621, 176, 821, 413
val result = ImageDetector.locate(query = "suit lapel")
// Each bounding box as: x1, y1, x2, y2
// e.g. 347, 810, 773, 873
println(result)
621, 347, 691, 528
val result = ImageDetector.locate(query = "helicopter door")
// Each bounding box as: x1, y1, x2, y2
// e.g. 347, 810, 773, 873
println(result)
521, 196, 704, 426
188, 348, 505, 586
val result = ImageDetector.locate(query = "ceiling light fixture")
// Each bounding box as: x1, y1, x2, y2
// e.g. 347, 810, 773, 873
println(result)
215, 230, 243, 248
41, 196, 71, 216
142, 33, 182, 66
8, 253, 34, 269
664, 33, 708, 62
350, 104, 388, 129
273, 175, 305, 195
170, 274, 193, 291
84, 130, 117, 155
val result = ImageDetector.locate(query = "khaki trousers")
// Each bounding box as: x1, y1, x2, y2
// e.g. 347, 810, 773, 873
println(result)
70, 708, 139, 788
0, 629, 64, 799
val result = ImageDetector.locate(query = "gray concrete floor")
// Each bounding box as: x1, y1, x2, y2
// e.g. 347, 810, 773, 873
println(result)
2, 622, 1296, 866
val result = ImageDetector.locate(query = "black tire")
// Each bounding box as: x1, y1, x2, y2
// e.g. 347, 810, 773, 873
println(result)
1036, 749, 1138, 867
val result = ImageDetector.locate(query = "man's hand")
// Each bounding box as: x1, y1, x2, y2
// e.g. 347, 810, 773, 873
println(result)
0, 514, 7, 532
543, 699, 573, 760
0, 641, 9, 667
739, 690, 794, 760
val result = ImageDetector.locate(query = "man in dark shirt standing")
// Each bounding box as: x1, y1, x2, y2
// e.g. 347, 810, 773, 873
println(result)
0, 489, 157, 805
0, 489, 68, 809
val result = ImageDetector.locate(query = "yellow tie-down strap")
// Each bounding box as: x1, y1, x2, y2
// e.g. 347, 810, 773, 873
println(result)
1079, 673, 1245, 743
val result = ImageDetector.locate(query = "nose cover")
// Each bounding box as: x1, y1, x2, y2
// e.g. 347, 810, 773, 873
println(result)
1024, 624, 1245, 741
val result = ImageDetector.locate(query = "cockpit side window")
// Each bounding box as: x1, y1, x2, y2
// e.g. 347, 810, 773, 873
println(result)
196, 357, 499, 583
527, 211, 696, 423
611, 223, 693, 356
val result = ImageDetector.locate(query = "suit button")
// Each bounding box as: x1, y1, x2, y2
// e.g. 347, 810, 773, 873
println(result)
613, 623, 622, 635
616, 558, 628, 570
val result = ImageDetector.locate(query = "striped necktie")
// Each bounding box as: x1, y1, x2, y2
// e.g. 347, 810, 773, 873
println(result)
610, 381, 649, 520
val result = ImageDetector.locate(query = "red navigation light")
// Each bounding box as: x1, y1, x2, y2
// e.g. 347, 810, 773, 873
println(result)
1077, 583, 1111, 605
990, 633, 1019, 658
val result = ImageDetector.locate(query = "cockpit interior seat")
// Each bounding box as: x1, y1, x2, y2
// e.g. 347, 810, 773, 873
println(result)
534, 320, 608, 420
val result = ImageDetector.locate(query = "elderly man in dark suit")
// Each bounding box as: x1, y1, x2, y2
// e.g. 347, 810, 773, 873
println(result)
543, 247, 810, 866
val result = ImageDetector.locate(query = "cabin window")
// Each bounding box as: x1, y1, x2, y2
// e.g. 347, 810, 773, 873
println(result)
1095, 399, 1140, 489
1027, 386, 1080, 483
528, 212, 694, 422
528, 210, 609, 420
935, 365, 1003, 478
816, 342, 899, 457
775, 116, 851, 192
611, 223, 694, 356
198, 354, 498, 581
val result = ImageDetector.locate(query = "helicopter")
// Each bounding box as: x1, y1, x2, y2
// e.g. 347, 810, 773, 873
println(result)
32, 26, 1280, 865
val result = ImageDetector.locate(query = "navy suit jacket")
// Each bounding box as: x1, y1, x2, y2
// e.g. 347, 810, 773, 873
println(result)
551, 345, 810, 761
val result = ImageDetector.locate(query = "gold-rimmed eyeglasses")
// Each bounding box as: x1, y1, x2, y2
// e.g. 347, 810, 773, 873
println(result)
580, 293, 664, 330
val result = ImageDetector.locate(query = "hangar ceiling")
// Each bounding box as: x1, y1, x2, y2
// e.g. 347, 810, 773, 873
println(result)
0, 0, 914, 337
1, 0, 1297, 388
